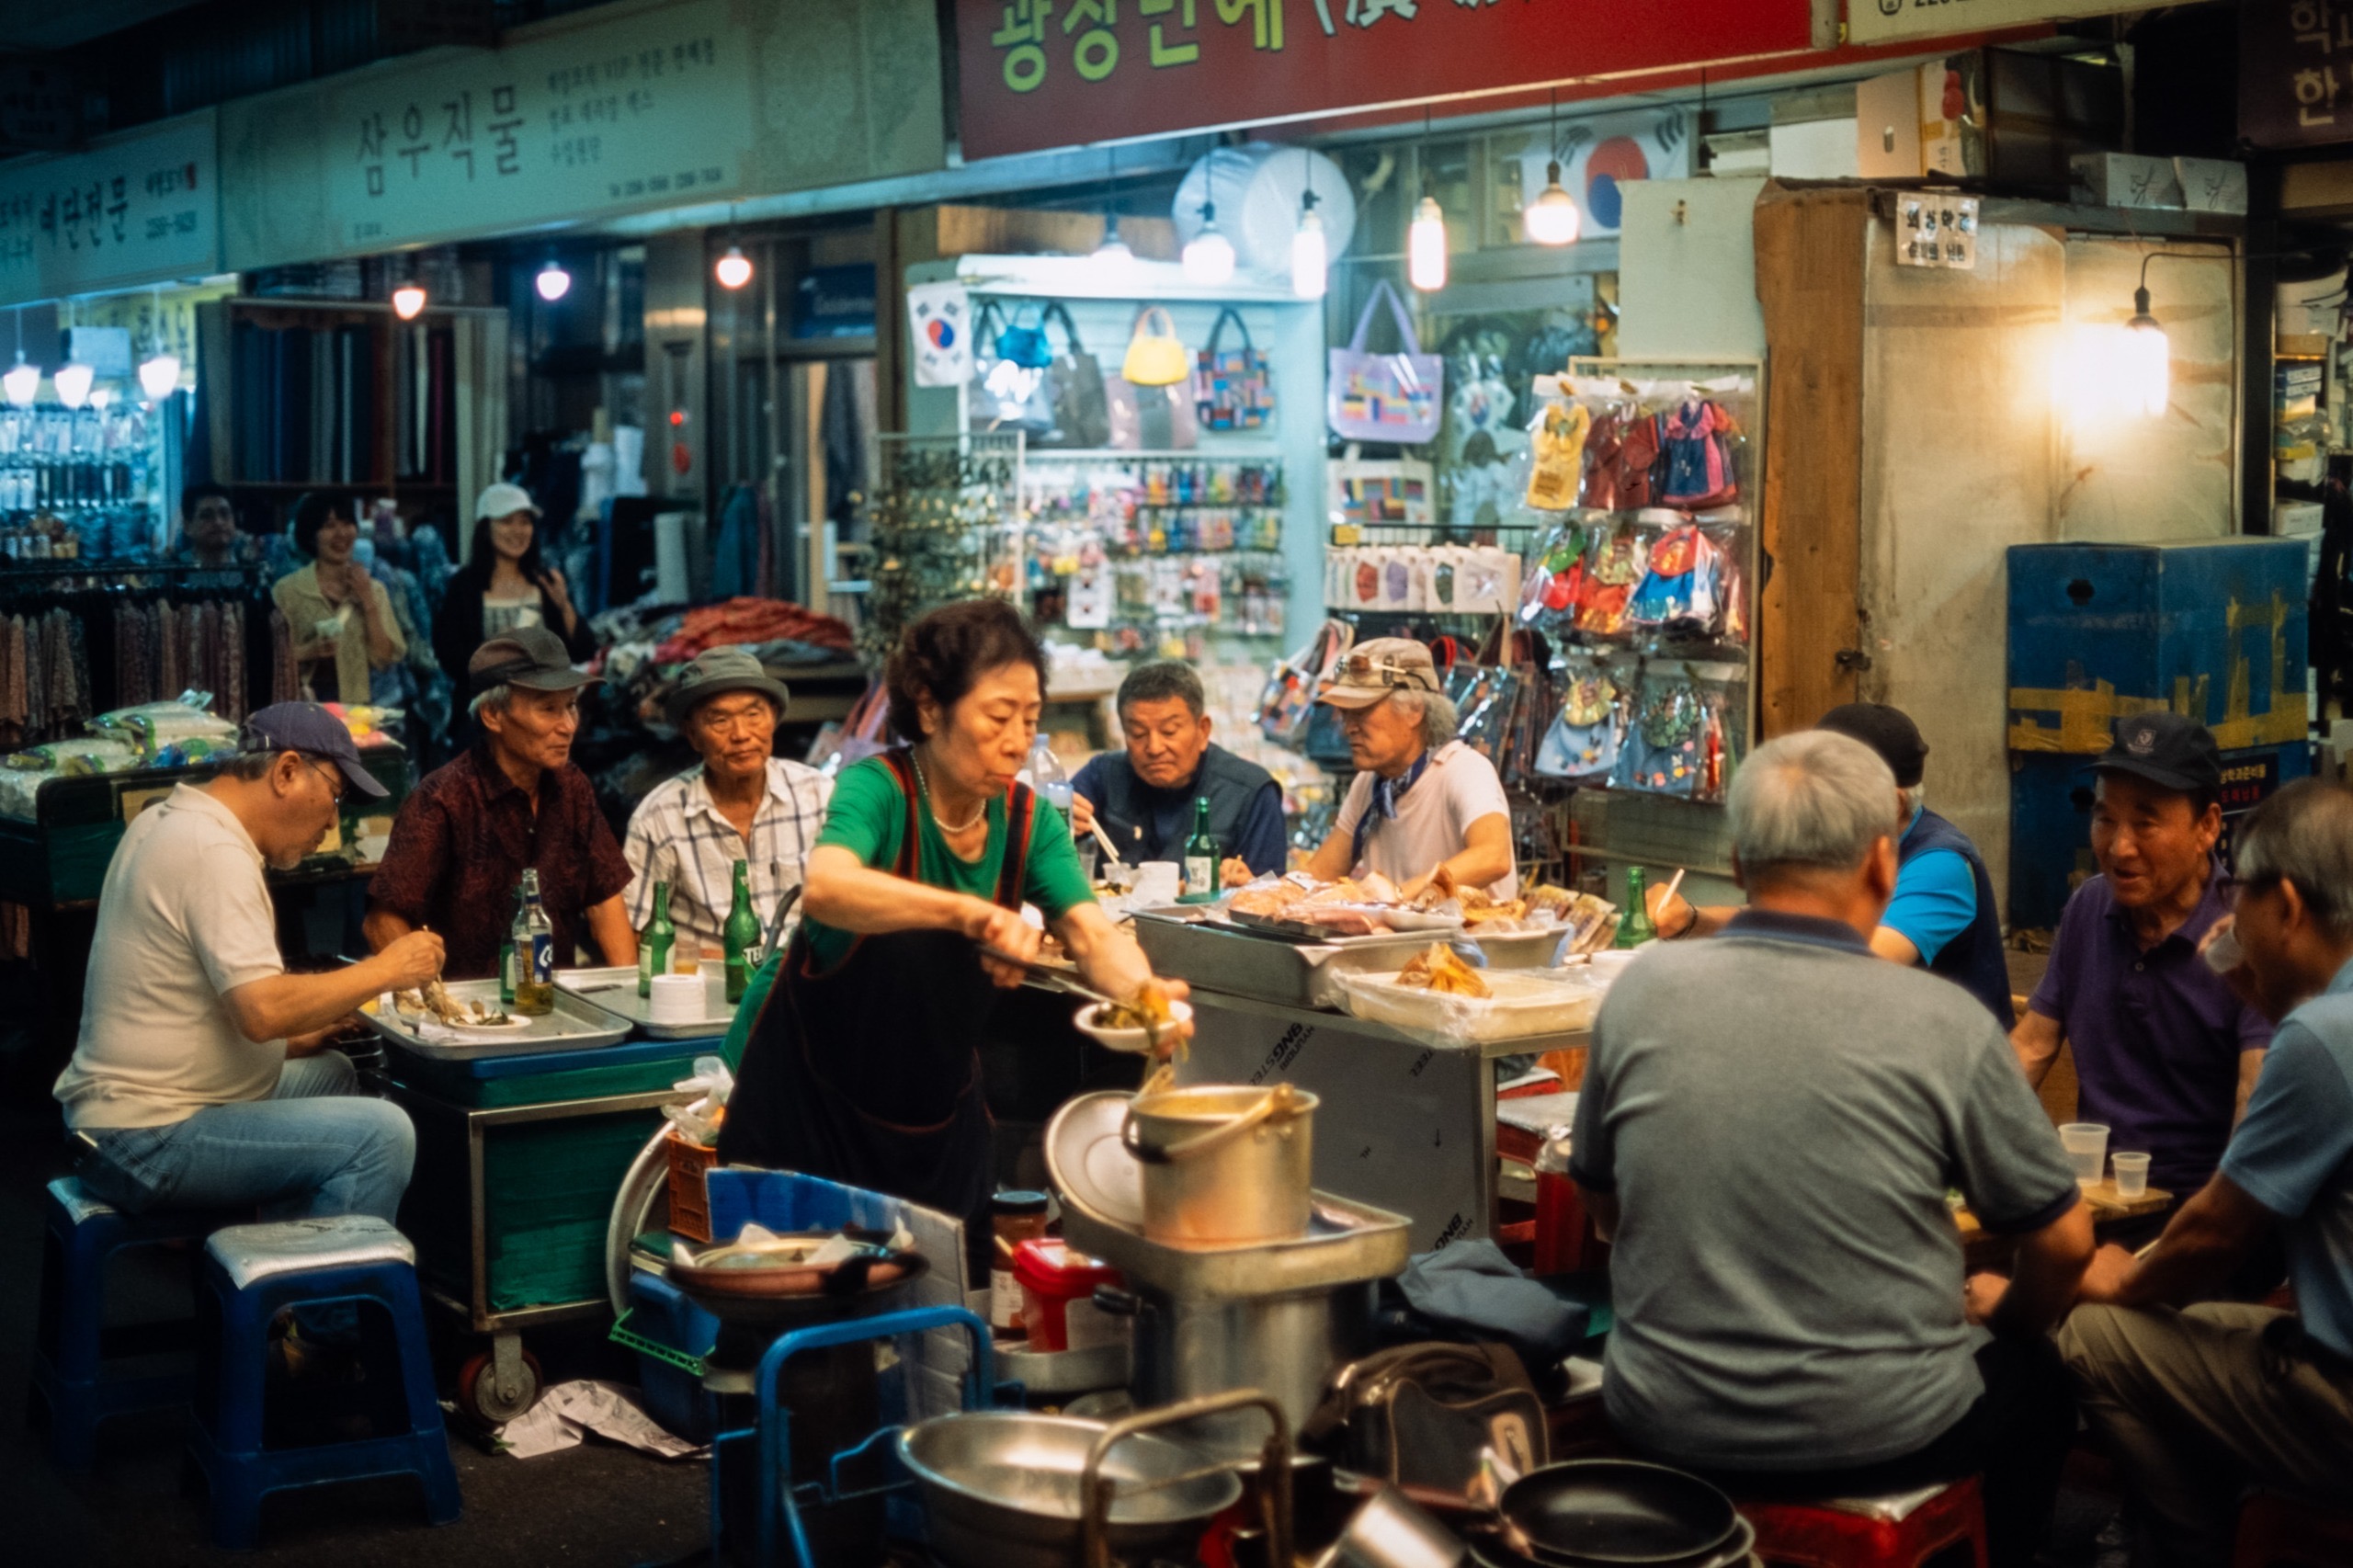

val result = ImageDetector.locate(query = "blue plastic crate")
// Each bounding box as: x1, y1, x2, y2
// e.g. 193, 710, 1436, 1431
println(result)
616, 1270, 721, 1444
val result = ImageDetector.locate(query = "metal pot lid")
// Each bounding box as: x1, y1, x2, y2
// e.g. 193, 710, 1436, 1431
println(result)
1046, 1090, 1145, 1229
1472, 1513, 1756, 1568
1496, 1461, 1740, 1567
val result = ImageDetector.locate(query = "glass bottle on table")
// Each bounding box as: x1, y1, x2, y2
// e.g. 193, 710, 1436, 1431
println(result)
1179, 796, 1220, 904
722, 860, 759, 1004
639, 880, 676, 999
497, 881, 523, 1006
1616, 866, 1655, 949
512, 869, 556, 1016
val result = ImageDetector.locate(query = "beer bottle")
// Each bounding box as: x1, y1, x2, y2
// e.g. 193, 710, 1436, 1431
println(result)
723, 861, 760, 1004
1179, 797, 1220, 904
1616, 866, 1656, 949
513, 869, 557, 1016
497, 881, 522, 1006
638, 881, 676, 999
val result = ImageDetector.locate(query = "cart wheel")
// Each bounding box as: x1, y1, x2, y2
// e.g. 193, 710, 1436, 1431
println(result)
456, 1346, 544, 1425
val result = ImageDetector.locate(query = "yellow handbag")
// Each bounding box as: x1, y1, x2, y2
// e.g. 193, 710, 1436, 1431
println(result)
1121, 306, 1190, 388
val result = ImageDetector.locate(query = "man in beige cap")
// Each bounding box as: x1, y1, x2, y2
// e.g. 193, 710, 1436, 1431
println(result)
1302, 638, 1518, 898
624, 647, 833, 958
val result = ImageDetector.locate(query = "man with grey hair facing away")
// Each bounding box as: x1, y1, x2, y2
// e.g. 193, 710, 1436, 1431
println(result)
2058, 778, 2353, 1568
1570, 730, 2090, 1568
1302, 638, 1517, 897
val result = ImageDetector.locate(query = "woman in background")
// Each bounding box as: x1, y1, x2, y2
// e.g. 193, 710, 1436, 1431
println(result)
271, 491, 404, 705
432, 483, 594, 692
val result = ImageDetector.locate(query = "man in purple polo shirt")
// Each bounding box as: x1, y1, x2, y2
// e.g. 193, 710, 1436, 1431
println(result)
2012, 713, 2272, 1200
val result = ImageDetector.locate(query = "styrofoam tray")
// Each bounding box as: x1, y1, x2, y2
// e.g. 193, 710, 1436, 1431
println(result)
1336, 968, 1601, 1043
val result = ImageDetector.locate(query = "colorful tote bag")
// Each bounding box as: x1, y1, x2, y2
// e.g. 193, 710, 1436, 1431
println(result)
1193, 308, 1275, 431
1328, 279, 1443, 444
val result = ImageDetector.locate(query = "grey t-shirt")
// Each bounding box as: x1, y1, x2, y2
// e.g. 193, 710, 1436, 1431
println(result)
1570, 909, 2079, 1471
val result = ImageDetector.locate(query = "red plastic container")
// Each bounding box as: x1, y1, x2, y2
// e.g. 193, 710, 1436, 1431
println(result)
1011, 1239, 1123, 1352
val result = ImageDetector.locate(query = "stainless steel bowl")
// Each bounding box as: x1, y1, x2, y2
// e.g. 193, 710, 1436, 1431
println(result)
898, 1410, 1242, 1568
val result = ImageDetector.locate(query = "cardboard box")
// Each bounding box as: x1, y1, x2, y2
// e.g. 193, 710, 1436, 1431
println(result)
1856, 65, 1925, 180
1856, 49, 2123, 193
2071, 153, 2185, 209
2174, 156, 2250, 214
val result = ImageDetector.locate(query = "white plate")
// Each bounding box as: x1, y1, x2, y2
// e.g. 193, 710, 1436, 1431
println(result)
445, 1015, 533, 1033
1071, 997, 1193, 1054
1044, 1090, 1144, 1229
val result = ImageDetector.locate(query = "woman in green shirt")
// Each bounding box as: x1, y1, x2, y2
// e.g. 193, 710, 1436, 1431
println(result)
719, 600, 1184, 1248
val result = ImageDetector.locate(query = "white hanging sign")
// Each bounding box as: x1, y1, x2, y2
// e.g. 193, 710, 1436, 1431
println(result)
1849, 0, 2145, 47
0, 111, 221, 308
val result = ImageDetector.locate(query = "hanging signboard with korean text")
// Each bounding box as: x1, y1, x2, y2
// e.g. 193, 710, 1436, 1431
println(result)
322, 0, 754, 254
954, 0, 1813, 161
1848, 0, 2143, 47
0, 111, 221, 309
2241, 0, 2353, 149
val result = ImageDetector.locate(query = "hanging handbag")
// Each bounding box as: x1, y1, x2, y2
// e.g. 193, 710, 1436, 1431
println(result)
1259, 619, 1354, 749
1036, 303, 1109, 449
1193, 307, 1275, 431
995, 303, 1052, 370
1121, 306, 1190, 387
1328, 279, 1444, 444
968, 301, 1056, 437
1328, 446, 1435, 531
1305, 1343, 1549, 1498
1105, 371, 1199, 452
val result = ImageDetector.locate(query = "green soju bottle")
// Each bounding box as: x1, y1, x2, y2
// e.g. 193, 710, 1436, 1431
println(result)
723, 860, 760, 1004
497, 880, 522, 1006
1616, 866, 1655, 949
1179, 797, 1220, 905
638, 881, 676, 999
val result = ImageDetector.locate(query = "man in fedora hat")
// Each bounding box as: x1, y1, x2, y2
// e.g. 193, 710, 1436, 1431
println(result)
623, 646, 832, 959
365, 625, 635, 978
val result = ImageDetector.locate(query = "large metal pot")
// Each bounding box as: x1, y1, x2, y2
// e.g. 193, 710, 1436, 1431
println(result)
1122, 1083, 1318, 1244
1123, 1281, 1375, 1462
896, 1411, 1241, 1568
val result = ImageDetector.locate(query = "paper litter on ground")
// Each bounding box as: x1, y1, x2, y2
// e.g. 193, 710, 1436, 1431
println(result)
498, 1379, 706, 1460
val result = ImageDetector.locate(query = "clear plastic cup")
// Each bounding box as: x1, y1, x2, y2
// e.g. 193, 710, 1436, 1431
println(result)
2111, 1152, 2152, 1199
2059, 1123, 2110, 1187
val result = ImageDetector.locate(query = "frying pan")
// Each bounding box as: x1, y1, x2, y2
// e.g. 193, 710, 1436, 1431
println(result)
1492, 1461, 1739, 1567
1469, 1514, 1755, 1568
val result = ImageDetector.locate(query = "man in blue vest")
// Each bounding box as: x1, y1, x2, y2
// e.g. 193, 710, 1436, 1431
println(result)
1071, 661, 1287, 884
1648, 702, 2016, 1026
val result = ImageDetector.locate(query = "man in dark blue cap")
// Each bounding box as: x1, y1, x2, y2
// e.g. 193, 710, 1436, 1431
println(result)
2012, 712, 2274, 1201
57, 703, 445, 1226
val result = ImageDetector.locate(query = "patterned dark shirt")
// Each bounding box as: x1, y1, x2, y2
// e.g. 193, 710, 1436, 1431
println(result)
368, 744, 632, 979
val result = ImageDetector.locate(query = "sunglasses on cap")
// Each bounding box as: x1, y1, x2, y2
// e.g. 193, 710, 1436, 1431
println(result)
1334, 652, 1431, 689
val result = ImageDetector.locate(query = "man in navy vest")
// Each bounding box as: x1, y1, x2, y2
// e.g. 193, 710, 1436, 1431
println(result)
1071, 661, 1287, 885
1648, 702, 2016, 1026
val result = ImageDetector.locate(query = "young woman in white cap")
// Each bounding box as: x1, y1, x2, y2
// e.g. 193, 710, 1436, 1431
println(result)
432, 483, 595, 693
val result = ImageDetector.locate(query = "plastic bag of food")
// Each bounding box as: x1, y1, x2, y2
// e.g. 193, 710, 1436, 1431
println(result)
90, 694, 235, 755
5, 738, 144, 776
1335, 963, 1602, 1045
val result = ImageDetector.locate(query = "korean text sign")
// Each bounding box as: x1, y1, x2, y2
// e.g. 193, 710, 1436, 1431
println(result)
954, 0, 1812, 160
2243, 0, 2353, 148
0, 112, 219, 310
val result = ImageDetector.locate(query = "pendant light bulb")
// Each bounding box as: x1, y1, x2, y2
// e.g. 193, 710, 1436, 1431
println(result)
2126, 285, 2169, 419
1524, 162, 1582, 246
53, 361, 94, 409
138, 351, 182, 402
714, 244, 754, 290
1182, 202, 1235, 287
534, 259, 572, 302
391, 281, 428, 321
1409, 195, 1449, 292
1091, 212, 1135, 280
4, 353, 40, 408
1290, 192, 1328, 301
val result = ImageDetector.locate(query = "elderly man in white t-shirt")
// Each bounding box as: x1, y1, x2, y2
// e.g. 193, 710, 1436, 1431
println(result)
56, 703, 444, 1225
1302, 638, 1518, 899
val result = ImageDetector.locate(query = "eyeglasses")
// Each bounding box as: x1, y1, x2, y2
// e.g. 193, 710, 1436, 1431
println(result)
1334, 653, 1431, 690
301, 756, 347, 806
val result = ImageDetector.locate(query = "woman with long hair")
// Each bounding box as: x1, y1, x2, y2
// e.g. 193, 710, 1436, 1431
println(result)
432, 483, 595, 701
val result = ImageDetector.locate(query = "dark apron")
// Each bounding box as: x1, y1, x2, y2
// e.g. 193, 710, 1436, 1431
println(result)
718, 749, 1035, 1247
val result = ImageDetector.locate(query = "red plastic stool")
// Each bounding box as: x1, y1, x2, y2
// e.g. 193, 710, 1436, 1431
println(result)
1741, 1474, 1989, 1568
2232, 1489, 2353, 1568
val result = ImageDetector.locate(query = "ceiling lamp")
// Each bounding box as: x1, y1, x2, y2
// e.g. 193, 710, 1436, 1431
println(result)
391, 279, 428, 320
1091, 212, 1136, 281
1291, 188, 1328, 301
2124, 280, 2168, 419
1409, 195, 1449, 292
714, 244, 754, 290
1181, 201, 1235, 287
52, 360, 94, 409
4, 353, 37, 408
535, 258, 572, 302
138, 351, 182, 402
1524, 163, 1583, 246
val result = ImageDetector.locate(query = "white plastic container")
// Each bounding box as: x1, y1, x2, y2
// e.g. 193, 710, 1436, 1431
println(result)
1336, 969, 1600, 1043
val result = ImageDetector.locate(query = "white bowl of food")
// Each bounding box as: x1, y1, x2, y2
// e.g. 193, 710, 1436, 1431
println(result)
1072, 996, 1194, 1053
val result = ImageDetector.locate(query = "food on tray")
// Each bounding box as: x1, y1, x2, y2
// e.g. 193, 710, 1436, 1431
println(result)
1395, 942, 1492, 998
393, 981, 515, 1028
1527, 885, 1621, 953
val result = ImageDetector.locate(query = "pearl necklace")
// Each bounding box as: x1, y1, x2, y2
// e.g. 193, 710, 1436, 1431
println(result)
912, 754, 986, 834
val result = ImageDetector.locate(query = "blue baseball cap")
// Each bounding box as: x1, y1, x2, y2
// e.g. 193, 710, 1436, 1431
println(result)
239, 702, 390, 798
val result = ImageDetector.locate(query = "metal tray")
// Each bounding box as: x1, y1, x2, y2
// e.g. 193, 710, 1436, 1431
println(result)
556, 965, 741, 1040
361, 977, 634, 1061
995, 1337, 1132, 1397
1129, 909, 1433, 1010
1059, 1187, 1411, 1302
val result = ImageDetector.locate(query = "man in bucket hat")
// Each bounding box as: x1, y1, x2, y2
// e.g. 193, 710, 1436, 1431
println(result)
623, 646, 832, 959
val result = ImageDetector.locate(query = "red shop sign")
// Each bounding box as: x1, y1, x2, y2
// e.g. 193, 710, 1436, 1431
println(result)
955, 0, 1818, 161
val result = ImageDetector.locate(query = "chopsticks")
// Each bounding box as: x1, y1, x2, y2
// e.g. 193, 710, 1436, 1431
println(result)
1086, 815, 1123, 866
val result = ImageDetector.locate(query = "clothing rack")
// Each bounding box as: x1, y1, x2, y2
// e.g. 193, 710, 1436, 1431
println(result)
0, 567, 280, 744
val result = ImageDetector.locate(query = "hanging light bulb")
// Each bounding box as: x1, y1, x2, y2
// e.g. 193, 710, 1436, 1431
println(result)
1182, 201, 1235, 287
89, 386, 115, 411
391, 279, 428, 320
4, 355, 39, 408
1524, 162, 1582, 246
1091, 212, 1136, 282
1409, 195, 1449, 292
138, 351, 182, 402
52, 361, 94, 409
2125, 285, 2169, 418
714, 244, 754, 290
1290, 188, 1328, 301
535, 258, 573, 302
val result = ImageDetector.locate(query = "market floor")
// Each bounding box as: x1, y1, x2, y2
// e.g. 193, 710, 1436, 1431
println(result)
0, 1088, 710, 1568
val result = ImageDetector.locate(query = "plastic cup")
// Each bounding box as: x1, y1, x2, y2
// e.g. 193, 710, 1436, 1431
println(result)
2111, 1152, 2152, 1199
648, 973, 701, 1024
2059, 1122, 2110, 1187
1133, 861, 1182, 905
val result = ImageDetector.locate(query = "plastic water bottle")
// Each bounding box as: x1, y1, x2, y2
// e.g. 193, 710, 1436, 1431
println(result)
1028, 736, 1073, 816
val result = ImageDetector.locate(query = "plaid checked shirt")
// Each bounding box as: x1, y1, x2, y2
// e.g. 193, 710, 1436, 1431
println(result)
621, 757, 833, 955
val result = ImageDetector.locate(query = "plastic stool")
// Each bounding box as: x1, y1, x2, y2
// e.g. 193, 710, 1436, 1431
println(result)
1742, 1475, 1990, 1568
189, 1217, 460, 1550
2233, 1489, 2353, 1568
28, 1176, 233, 1469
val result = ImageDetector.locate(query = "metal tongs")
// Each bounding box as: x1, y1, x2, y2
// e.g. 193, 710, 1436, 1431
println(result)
977, 940, 1179, 1068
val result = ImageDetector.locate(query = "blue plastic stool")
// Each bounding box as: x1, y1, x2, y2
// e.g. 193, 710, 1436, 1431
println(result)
28, 1176, 233, 1469
190, 1217, 460, 1550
